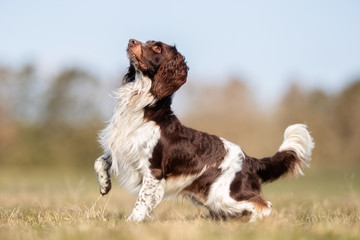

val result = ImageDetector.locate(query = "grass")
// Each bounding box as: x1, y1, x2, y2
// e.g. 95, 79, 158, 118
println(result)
0, 167, 359, 240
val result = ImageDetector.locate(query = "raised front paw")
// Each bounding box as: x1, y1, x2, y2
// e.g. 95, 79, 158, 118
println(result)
94, 156, 112, 195
99, 176, 112, 195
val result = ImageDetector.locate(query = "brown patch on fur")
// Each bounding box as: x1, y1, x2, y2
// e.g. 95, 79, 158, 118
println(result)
229, 158, 262, 202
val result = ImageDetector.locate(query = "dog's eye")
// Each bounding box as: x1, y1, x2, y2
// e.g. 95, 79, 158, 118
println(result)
152, 46, 161, 54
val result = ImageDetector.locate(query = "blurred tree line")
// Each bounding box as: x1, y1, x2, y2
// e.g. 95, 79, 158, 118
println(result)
0, 64, 359, 171
0, 64, 107, 170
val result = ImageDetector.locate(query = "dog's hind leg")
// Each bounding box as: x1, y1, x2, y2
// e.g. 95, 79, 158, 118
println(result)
94, 152, 112, 195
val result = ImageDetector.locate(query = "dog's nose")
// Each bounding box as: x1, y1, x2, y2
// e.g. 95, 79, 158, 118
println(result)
129, 39, 140, 47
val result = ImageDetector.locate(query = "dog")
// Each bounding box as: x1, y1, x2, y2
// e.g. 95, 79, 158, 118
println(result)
94, 39, 314, 222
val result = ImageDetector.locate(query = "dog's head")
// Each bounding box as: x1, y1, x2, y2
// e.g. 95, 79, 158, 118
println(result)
126, 39, 188, 99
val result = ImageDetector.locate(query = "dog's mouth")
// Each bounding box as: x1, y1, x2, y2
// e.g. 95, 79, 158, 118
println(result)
127, 46, 148, 70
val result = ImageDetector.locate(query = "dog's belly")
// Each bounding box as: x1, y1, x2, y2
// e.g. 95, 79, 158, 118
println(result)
163, 167, 207, 197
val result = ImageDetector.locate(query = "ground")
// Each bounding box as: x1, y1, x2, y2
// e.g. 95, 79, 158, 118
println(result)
0, 167, 359, 240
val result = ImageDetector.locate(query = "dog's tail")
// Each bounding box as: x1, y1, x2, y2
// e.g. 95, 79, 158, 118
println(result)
248, 124, 314, 183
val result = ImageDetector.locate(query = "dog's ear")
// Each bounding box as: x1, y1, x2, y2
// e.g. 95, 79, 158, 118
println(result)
152, 52, 188, 99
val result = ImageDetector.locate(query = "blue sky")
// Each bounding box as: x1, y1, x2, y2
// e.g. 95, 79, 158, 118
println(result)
1, 0, 360, 103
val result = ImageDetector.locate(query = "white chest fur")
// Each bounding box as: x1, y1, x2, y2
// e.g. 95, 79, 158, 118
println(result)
99, 75, 161, 194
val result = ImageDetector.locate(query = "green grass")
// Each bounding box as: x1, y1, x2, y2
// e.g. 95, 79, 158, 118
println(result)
0, 167, 359, 240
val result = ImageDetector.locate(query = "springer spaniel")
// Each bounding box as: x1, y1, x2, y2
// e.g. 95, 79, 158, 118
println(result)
94, 39, 314, 222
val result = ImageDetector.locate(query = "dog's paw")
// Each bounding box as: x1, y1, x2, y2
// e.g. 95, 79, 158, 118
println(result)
99, 177, 111, 195
126, 212, 146, 223
94, 157, 112, 195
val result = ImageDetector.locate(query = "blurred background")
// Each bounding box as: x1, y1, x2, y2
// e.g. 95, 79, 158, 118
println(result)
1, 0, 360, 179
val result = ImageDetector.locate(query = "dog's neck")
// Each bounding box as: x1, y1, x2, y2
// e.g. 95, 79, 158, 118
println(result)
121, 66, 178, 123
144, 94, 175, 123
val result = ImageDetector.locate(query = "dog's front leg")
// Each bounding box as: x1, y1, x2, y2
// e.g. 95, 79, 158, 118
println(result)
127, 173, 164, 222
94, 152, 112, 195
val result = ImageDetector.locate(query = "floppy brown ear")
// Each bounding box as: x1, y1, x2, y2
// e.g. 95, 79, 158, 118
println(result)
152, 53, 188, 99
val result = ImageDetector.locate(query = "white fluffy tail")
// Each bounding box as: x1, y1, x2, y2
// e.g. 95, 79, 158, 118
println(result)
279, 124, 315, 175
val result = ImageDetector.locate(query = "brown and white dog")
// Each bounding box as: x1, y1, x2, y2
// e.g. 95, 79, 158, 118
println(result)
94, 39, 314, 222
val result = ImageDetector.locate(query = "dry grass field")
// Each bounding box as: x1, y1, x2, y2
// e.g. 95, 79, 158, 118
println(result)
1, 167, 359, 240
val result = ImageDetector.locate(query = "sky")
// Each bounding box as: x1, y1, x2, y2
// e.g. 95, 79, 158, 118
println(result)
1, 0, 360, 104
